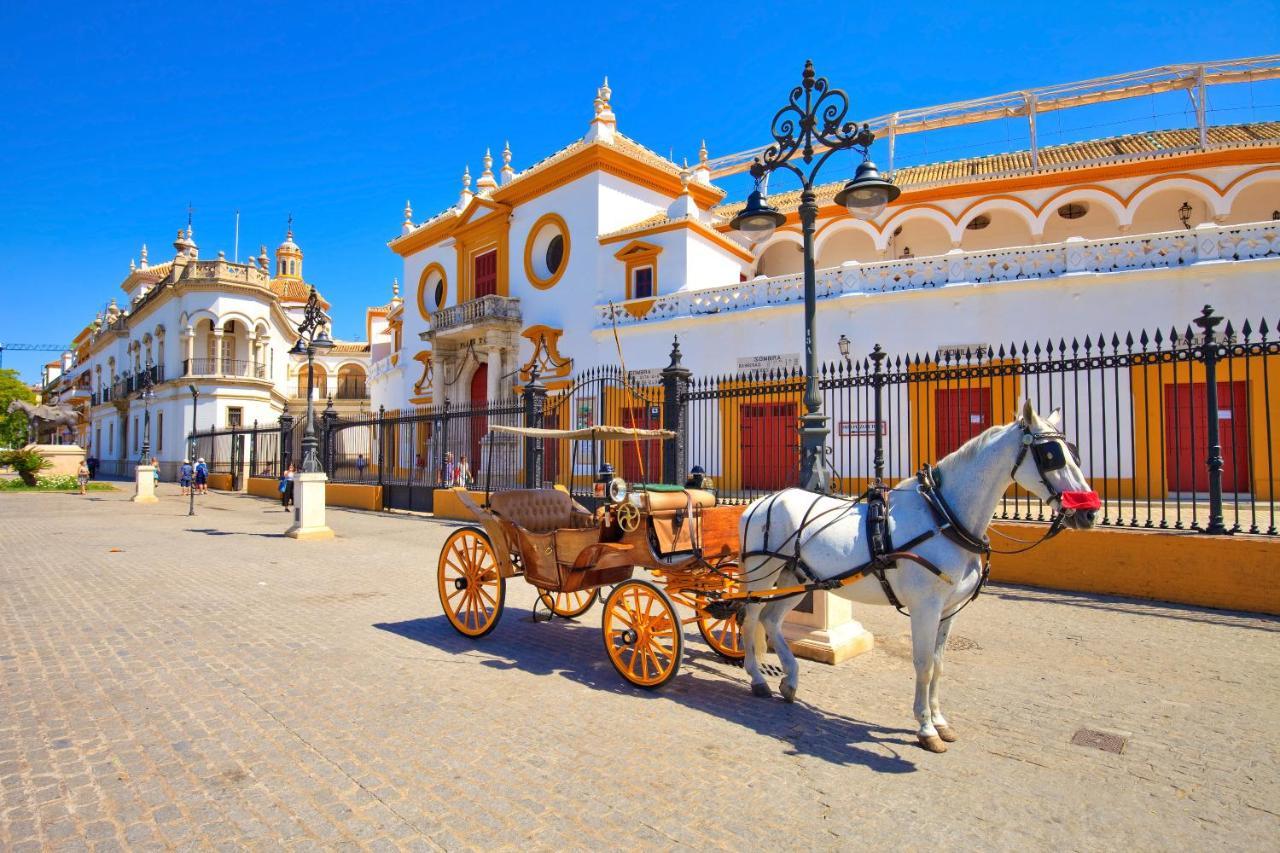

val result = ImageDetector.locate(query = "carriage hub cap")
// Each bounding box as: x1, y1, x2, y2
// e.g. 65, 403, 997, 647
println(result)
453, 577, 468, 591
620, 628, 638, 645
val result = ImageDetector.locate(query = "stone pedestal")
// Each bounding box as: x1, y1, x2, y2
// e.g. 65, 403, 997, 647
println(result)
782, 590, 874, 664
286, 472, 334, 540
24, 444, 85, 478
132, 465, 159, 504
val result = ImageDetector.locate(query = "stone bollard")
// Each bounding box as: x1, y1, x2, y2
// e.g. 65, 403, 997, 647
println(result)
132, 465, 159, 504
285, 471, 334, 540
782, 591, 875, 664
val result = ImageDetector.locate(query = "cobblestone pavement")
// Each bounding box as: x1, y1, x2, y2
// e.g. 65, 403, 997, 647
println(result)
1, 486, 1277, 851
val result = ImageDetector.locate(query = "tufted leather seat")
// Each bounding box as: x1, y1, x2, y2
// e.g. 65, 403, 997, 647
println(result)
489, 488, 593, 533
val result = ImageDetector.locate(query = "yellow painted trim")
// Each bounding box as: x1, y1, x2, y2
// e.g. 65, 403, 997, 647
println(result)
523, 212, 571, 290
615, 240, 662, 305
417, 262, 447, 319
519, 324, 573, 382
600, 216, 756, 263
412, 350, 433, 395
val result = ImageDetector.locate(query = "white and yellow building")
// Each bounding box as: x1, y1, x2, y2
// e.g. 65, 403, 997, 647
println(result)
50, 225, 370, 476
373, 71, 1280, 435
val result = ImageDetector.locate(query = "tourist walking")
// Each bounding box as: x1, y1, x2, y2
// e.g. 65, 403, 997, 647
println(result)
355, 453, 368, 480
76, 460, 89, 495
439, 452, 457, 487
195, 458, 209, 495
454, 454, 473, 488
86, 454, 98, 480
279, 464, 296, 509
179, 459, 193, 496
151, 457, 160, 488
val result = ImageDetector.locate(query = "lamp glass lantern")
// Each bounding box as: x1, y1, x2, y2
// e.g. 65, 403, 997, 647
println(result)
833, 159, 900, 221
730, 180, 786, 244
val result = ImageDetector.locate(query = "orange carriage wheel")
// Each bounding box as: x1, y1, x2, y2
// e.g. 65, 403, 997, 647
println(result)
437, 527, 506, 638
537, 588, 599, 619
696, 563, 746, 661
601, 579, 683, 689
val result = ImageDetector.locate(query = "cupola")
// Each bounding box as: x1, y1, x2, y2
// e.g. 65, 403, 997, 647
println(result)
275, 217, 303, 279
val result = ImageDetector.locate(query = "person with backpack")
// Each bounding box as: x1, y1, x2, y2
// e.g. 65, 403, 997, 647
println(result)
195, 458, 209, 495
179, 459, 193, 496
279, 464, 295, 509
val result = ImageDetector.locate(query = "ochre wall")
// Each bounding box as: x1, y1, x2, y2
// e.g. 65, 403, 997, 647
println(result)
433, 488, 486, 521
246, 476, 383, 511
988, 522, 1280, 615
207, 473, 234, 491
247, 476, 278, 499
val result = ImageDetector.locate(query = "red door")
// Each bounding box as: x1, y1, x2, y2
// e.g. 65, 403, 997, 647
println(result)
1163, 381, 1250, 493
542, 408, 561, 484
741, 403, 799, 490
474, 250, 498, 298
469, 365, 488, 477
935, 387, 992, 458
620, 405, 661, 483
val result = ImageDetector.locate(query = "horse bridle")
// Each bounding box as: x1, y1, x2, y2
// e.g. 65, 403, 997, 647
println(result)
1007, 423, 1099, 537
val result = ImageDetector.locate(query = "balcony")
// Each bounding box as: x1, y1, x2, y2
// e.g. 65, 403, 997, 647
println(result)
597, 221, 1280, 327
335, 379, 368, 400
426, 295, 522, 339
182, 358, 268, 380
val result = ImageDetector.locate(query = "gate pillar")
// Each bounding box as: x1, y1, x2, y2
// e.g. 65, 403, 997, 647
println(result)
660, 336, 691, 485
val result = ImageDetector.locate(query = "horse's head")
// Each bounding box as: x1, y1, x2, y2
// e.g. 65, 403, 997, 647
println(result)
6, 400, 25, 415
1010, 400, 1099, 530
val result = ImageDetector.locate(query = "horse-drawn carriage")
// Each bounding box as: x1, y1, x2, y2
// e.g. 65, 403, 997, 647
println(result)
436, 424, 746, 688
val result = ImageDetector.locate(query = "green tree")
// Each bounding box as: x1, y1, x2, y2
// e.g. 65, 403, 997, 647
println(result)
0, 369, 36, 448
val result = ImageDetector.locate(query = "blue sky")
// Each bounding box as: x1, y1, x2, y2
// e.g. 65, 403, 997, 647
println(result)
1, 0, 1276, 381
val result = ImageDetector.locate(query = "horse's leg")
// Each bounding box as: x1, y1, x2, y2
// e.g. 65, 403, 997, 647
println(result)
742, 601, 771, 698
909, 604, 948, 753
930, 617, 957, 743
762, 595, 802, 702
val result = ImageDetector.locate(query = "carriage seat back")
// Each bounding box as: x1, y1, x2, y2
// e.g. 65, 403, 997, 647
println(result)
490, 488, 592, 534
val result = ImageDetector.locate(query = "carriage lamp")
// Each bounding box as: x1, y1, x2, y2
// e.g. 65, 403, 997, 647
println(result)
729, 180, 786, 244
729, 60, 898, 493
1178, 201, 1193, 228
832, 159, 900, 220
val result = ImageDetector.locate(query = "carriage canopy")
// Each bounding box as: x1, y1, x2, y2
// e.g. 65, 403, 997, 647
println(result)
487, 424, 675, 442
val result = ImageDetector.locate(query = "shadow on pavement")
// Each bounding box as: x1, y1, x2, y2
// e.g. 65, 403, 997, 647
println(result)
184, 527, 288, 539
375, 613, 918, 772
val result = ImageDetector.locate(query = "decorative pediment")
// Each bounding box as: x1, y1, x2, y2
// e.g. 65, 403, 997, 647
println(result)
455, 196, 508, 231
613, 239, 663, 262
519, 325, 573, 383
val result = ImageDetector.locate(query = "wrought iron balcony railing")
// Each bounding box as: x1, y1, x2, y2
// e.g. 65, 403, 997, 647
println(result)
182, 358, 268, 379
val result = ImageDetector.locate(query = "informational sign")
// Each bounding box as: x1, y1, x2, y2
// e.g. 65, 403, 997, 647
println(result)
737, 353, 801, 373
838, 420, 886, 437
627, 368, 663, 386
576, 399, 595, 429
935, 343, 991, 360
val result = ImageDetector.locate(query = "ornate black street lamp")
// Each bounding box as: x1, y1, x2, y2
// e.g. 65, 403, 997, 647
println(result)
290, 286, 334, 473
731, 60, 899, 492
137, 361, 155, 461
188, 384, 199, 517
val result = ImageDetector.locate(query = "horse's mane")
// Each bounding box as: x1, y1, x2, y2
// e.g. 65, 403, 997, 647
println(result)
935, 422, 1010, 472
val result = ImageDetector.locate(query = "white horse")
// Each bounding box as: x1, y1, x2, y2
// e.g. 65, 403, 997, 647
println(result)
739, 401, 1098, 753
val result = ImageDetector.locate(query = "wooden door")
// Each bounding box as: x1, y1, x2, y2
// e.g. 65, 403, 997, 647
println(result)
620, 404, 661, 483
934, 387, 992, 459
474, 250, 498, 298
1163, 381, 1251, 493
740, 402, 798, 491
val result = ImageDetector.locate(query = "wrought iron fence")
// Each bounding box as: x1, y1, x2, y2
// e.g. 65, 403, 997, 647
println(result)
684, 304, 1278, 535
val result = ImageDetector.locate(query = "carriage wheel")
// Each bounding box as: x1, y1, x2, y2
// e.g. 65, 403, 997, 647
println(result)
602, 579, 683, 689
537, 588, 599, 619
696, 563, 746, 660
437, 527, 505, 638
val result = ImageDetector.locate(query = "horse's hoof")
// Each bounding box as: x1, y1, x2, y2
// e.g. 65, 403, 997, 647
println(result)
751, 682, 772, 699
918, 734, 949, 753
779, 681, 797, 703
935, 724, 958, 743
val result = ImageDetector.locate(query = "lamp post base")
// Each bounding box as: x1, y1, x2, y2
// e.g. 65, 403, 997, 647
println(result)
132, 465, 159, 504
799, 411, 833, 493
285, 471, 334, 540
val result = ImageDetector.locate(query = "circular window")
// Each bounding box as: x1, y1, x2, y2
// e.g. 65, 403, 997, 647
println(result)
545, 234, 565, 276
417, 263, 447, 321
524, 213, 570, 289
1057, 202, 1089, 220
965, 214, 991, 231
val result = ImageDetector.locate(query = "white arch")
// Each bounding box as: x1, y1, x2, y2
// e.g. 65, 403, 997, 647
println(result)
750, 229, 803, 259
959, 197, 1040, 237
1034, 188, 1127, 234
880, 206, 963, 247
1221, 167, 1280, 211
185, 309, 219, 328
217, 311, 258, 332
814, 217, 886, 256
1125, 177, 1227, 226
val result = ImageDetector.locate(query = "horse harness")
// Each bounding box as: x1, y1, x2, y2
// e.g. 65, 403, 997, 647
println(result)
736, 424, 1084, 619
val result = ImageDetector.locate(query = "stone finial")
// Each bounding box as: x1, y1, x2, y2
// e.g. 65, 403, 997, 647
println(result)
403, 199, 413, 225
130, 258, 136, 271
392, 277, 401, 301
477, 148, 497, 194
667, 160, 698, 220
699, 140, 708, 166
459, 164, 474, 209
140, 243, 149, 268
500, 141, 514, 184
258, 245, 269, 269
217, 250, 226, 260
587, 76, 617, 143
462, 164, 472, 191
174, 229, 186, 254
